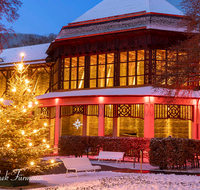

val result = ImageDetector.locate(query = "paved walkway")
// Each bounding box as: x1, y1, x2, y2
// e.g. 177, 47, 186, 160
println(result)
91, 160, 200, 173
47, 156, 200, 174
90, 160, 158, 170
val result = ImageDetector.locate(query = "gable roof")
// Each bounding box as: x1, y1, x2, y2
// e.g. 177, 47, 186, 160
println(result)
72, 0, 183, 23
0, 43, 50, 67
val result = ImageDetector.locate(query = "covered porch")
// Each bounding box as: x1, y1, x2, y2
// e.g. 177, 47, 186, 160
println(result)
37, 87, 200, 148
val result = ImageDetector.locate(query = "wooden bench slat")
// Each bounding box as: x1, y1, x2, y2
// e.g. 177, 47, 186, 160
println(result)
95, 151, 125, 163
61, 157, 101, 177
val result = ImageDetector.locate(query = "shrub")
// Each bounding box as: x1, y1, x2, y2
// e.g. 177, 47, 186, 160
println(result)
58, 136, 150, 159
149, 137, 200, 169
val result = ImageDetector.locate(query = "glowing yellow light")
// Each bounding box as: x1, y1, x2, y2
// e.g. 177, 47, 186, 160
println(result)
35, 101, 38, 105
27, 89, 31, 92
44, 123, 47, 126
28, 102, 32, 108
20, 52, 25, 58
7, 144, 10, 148
14, 106, 16, 108
46, 145, 50, 148
23, 109, 26, 113
51, 160, 55, 164
7, 120, 9, 123
33, 129, 37, 133
99, 97, 104, 103
0, 98, 3, 102
43, 139, 46, 143
21, 130, 25, 135
18, 64, 23, 71
30, 161, 34, 166
12, 87, 16, 92
25, 79, 29, 84
29, 142, 33, 146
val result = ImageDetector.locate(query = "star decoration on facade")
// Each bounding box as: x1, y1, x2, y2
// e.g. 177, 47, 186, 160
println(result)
73, 119, 83, 129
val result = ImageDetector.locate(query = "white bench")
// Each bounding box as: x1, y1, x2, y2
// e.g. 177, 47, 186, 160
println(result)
61, 157, 101, 177
95, 151, 125, 163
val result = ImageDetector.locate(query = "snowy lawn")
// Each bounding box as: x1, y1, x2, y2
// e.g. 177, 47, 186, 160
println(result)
30, 172, 200, 190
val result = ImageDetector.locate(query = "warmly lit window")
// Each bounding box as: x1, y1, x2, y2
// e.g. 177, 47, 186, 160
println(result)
137, 50, 144, 85
64, 56, 85, 89
78, 57, 85, 89
71, 57, 77, 89
90, 55, 97, 88
90, 53, 114, 88
155, 50, 189, 86
31, 67, 50, 95
105, 104, 144, 137
120, 50, 145, 86
98, 54, 105, 87
106, 54, 114, 87
128, 51, 136, 85
155, 50, 167, 85
156, 50, 166, 74
167, 51, 177, 74
120, 52, 127, 86
64, 58, 70, 89
154, 104, 193, 138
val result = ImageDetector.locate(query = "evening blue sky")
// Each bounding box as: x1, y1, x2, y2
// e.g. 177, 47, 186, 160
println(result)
2, 0, 182, 36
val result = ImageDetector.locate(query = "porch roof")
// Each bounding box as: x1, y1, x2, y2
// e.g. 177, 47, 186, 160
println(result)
37, 87, 200, 100
0, 43, 50, 68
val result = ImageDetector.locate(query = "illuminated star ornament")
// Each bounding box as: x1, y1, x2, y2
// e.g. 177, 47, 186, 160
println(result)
73, 119, 83, 129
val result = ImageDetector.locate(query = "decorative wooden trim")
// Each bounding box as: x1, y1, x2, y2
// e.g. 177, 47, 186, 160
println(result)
114, 53, 119, 86
155, 104, 194, 121
104, 104, 144, 119
84, 56, 90, 88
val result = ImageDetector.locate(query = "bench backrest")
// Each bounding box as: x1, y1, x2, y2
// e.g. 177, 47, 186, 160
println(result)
61, 157, 92, 168
98, 151, 124, 158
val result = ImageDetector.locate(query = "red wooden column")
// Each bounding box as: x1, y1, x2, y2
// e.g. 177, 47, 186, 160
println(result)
82, 115, 87, 136
192, 104, 197, 139
144, 97, 154, 138
113, 118, 118, 137
113, 105, 118, 137
54, 105, 61, 151
98, 104, 105, 136
198, 100, 200, 140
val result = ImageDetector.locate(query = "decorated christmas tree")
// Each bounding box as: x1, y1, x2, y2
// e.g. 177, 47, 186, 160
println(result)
0, 54, 56, 177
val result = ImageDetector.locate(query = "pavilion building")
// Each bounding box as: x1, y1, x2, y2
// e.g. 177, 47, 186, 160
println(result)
0, 0, 199, 148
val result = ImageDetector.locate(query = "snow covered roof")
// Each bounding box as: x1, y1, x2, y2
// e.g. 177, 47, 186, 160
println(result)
37, 87, 200, 99
55, 0, 185, 42
0, 43, 50, 67
72, 0, 183, 23
56, 15, 184, 41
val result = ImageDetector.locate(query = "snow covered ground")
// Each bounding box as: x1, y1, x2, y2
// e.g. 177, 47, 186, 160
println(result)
29, 157, 200, 190
29, 172, 200, 190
